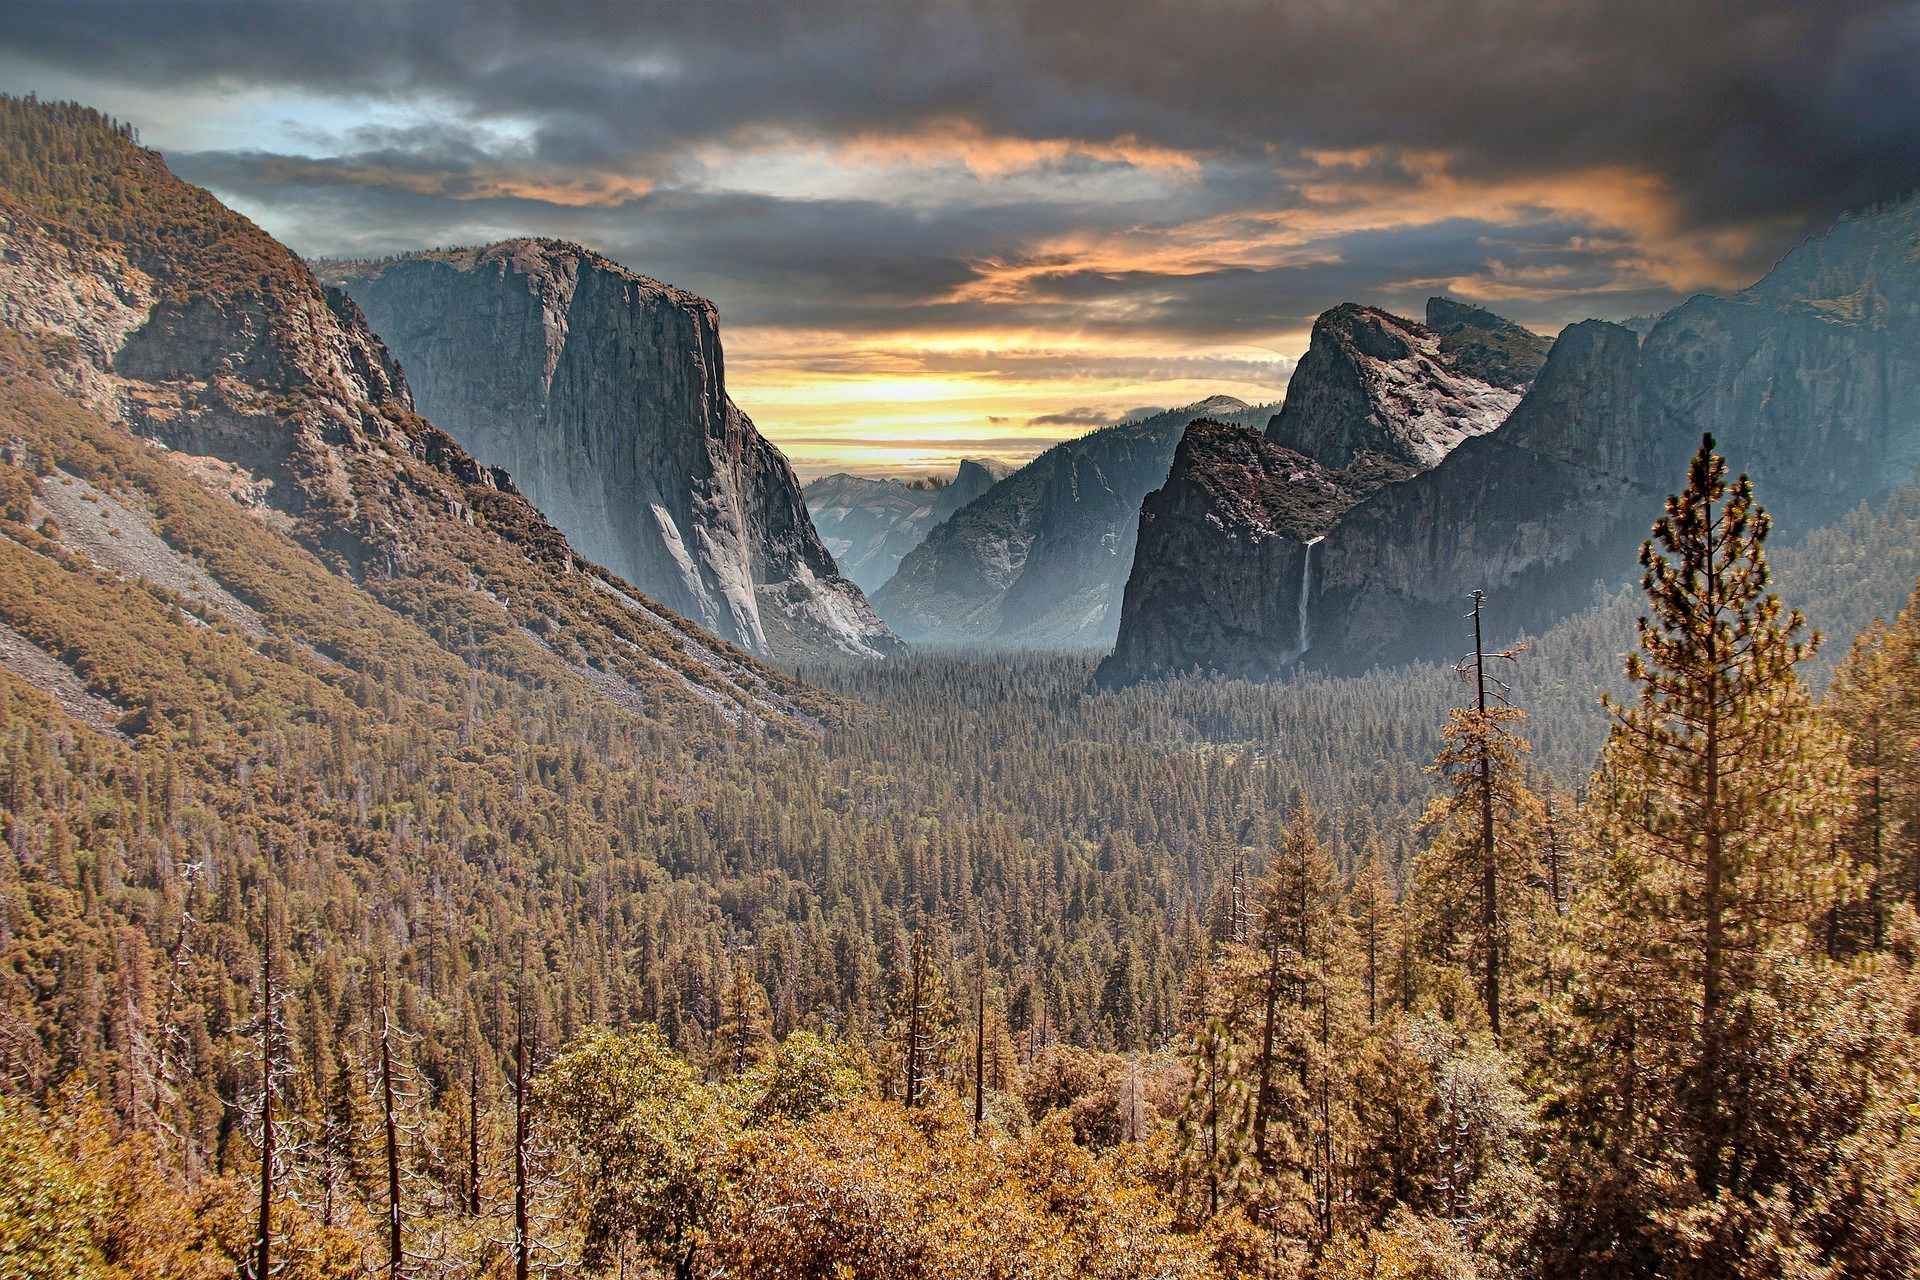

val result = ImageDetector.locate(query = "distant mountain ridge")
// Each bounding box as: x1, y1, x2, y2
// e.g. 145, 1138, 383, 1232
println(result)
872, 396, 1276, 648
1100, 196, 1920, 685
322, 240, 900, 661
803, 457, 1012, 593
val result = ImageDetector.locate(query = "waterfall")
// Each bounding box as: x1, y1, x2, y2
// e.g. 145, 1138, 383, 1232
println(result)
1297, 535, 1324, 657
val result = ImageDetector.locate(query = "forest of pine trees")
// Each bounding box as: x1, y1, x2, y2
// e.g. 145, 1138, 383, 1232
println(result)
4, 382, 1920, 1280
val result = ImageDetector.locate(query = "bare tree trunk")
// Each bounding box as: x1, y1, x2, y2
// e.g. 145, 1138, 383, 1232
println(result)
904, 934, 926, 1109
380, 1007, 403, 1280
1472, 590, 1501, 1038
1697, 504, 1725, 1197
514, 1000, 531, 1280
1364, 893, 1378, 1027
467, 1057, 482, 1216
253, 915, 275, 1280
1316, 965, 1333, 1241
1206, 1036, 1221, 1219
1251, 922, 1281, 1165
972, 953, 986, 1136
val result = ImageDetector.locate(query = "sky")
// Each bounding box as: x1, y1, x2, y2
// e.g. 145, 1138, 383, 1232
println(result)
4, 1, 1919, 479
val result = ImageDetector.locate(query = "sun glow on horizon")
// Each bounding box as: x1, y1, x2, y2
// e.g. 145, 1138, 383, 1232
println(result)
723, 331, 1297, 479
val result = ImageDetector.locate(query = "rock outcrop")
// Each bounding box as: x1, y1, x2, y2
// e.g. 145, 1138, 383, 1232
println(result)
1096, 302, 1543, 684
1098, 420, 1372, 681
1101, 197, 1920, 684
1300, 318, 1668, 673
804, 457, 1012, 594
1264, 302, 1539, 470
1423, 296, 1555, 390
325, 241, 900, 660
873, 397, 1274, 648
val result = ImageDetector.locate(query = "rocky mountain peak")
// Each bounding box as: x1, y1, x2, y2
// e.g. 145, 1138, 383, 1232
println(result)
326, 243, 900, 660
871, 399, 1277, 648
803, 457, 1014, 596
1103, 194, 1920, 686
1265, 302, 1531, 471
1095, 419, 1367, 685
1182, 393, 1252, 415
951, 457, 1010, 494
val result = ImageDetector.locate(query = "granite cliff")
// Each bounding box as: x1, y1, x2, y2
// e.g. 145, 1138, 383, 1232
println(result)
325, 241, 900, 660
0, 98, 822, 726
1098, 300, 1545, 683
1100, 197, 1920, 684
1264, 300, 1543, 470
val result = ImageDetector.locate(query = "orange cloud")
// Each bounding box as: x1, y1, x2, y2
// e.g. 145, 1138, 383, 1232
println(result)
832, 118, 1203, 177
954, 149, 1787, 308
244, 155, 656, 206
703, 118, 1204, 180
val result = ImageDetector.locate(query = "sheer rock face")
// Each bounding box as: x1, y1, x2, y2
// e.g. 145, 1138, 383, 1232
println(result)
326, 240, 901, 660
804, 458, 1012, 595
1096, 420, 1376, 683
1264, 303, 1535, 470
872, 397, 1274, 648
1102, 197, 1920, 684
1304, 319, 1667, 674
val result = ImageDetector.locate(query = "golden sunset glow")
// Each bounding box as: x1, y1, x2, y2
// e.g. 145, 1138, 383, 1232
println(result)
724, 328, 1295, 477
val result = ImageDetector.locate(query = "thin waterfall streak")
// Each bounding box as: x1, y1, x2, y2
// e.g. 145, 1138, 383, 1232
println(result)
1298, 535, 1324, 657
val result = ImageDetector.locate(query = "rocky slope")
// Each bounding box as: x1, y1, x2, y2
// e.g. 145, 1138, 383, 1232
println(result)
803, 457, 1011, 593
1264, 300, 1543, 469
1101, 198, 1920, 684
0, 97, 823, 728
872, 397, 1274, 648
323, 241, 899, 661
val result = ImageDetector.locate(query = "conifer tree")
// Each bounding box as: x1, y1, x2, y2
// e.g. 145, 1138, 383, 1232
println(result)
1173, 1011, 1252, 1222
1247, 804, 1343, 1186
713, 962, 773, 1078
1348, 855, 1397, 1028
1545, 436, 1906, 1278
1824, 619, 1901, 951
1412, 594, 1544, 1038
318, 1035, 364, 1228
1592, 436, 1848, 1193
892, 930, 950, 1108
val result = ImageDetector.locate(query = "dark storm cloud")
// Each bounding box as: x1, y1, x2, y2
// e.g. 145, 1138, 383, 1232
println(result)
5, 0, 1917, 433
8, 0, 1915, 235
177, 137, 1689, 346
